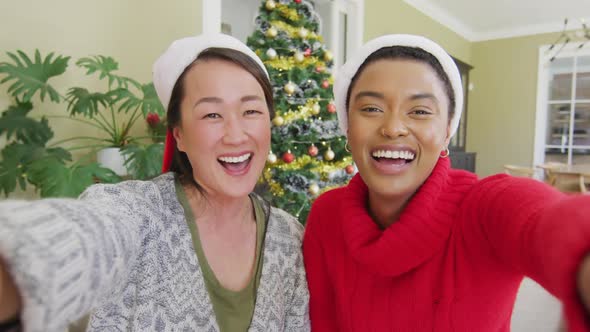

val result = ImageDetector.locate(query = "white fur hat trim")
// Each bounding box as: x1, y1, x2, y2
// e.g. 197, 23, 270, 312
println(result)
333, 34, 463, 138
153, 33, 268, 109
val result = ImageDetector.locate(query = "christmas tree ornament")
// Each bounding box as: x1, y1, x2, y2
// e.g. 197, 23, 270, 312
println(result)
268, 151, 278, 164
310, 32, 318, 39
266, 48, 277, 59
266, 27, 278, 38
282, 150, 295, 163
298, 27, 309, 39
321, 80, 330, 89
311, 103, 320, 114
323, 50, 334, 61
284, 81, 296, 95
315, 65, 324, 73
294, 0, 301, 3
345, 164, 355, 174
324, 147, 335, 161
308, 144, 318, 156
294, 51, 304, 63
309, 183, 320, 195
327, 103, 336, 113
272, 115, 285, 126
265, 0, 276, 10
303, 48, 312, 57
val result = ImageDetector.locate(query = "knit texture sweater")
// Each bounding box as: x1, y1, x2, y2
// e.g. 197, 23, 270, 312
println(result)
304, 157, 590, 331
0, 173, 310, 332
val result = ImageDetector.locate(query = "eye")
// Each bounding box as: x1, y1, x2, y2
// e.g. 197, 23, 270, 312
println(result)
360, 106, 382, 113
203, 113, 221, 119
410, 109, 432, 116
244, 109, 262, 116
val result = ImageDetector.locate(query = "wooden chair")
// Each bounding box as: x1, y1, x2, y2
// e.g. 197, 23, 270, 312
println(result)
580, 174, 589, 194
503, 165, 536, 178
536, 162, 567, 186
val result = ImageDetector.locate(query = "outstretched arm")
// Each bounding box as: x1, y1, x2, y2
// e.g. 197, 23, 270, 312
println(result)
0, 180, 162, 332
463, 175, 590, 330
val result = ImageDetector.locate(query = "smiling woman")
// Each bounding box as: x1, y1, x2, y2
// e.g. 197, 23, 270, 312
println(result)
303, 34, 590, 332
0, 34, 309, 332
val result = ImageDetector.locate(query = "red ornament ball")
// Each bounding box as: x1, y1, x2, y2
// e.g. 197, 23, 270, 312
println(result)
294, 0, 301, 3
345, 164, 355, 174
303, 48, 312, 57
321, 80, 330, 89
308, 145, 318, 157
327, 103, 336, 113
282, 151, 295, 163
315, 66, 324, 73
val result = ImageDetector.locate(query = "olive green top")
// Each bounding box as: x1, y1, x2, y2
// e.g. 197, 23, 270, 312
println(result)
175, 178, 266, 332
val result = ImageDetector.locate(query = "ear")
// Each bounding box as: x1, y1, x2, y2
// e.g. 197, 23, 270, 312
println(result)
173, 126, 186, 152
443, 123, 452, 147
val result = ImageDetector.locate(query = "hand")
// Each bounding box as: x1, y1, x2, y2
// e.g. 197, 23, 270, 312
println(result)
0, 258, 21, 322
577, 254, 590, 317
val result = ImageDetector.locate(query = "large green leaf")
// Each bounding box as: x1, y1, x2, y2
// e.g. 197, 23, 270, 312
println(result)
114, 82, 165, 116
0, 101, 54, 145
65, 87, 112, 118
27, 159, 120, 197
0, 143, 71, 196
0, 50, 69, 102
122, 143, 163, 180
76, 56, 136, 89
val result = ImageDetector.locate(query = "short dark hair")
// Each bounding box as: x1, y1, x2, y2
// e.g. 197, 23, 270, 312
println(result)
166, 47, 274, 191
345, 46, 455, 122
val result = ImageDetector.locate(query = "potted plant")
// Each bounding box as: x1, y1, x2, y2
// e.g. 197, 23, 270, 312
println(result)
0, 50, 165, 197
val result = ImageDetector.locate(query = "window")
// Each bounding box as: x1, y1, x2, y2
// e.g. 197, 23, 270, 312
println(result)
535, 45, 590, 166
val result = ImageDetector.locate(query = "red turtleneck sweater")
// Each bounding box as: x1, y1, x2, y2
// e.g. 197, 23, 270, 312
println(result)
304, 157, 590, 331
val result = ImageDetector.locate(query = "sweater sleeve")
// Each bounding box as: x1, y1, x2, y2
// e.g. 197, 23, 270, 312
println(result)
0, 180, 162, 332
303, 200, 339, 331
463, 175, 590, 331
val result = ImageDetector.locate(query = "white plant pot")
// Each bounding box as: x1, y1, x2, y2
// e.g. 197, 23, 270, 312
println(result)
97, 147, 128, 176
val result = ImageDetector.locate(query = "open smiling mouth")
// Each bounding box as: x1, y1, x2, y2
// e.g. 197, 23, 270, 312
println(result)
217, 153, 253, 173
371, 150, 416, 165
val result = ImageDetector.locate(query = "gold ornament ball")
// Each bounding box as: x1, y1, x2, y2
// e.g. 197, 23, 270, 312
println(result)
294, 52, 304, 63
324, 148, 335, 161
272, 116, 285, 126
265, 0, 276, 10
309, 183, 320, 195
298, 27, 309, 39
267, 152, 277, 164
284, 82, 296, 95
266, 27, 278, 38
324, 50, 334, 61
311, 103, 320, 115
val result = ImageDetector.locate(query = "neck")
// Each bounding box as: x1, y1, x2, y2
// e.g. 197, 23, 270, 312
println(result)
367, 190, 413, 229
184, 185, 254, 228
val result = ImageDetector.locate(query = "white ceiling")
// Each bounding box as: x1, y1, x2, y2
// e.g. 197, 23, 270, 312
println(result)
403, 0, 590, 41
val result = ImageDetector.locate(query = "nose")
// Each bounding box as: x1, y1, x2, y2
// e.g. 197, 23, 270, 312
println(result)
380, 109, 409, 138
222, 114, 248, 145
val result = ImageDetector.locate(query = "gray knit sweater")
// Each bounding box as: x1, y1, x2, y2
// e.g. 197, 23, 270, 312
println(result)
0, 173, 310, 332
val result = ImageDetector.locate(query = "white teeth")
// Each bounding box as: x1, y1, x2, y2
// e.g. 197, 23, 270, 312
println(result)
372, 150, 415, 160
218, 153, 251, 163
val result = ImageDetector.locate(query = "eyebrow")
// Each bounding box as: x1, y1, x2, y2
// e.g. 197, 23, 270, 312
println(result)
193, 95, 264, 109
353, 91, 438, 103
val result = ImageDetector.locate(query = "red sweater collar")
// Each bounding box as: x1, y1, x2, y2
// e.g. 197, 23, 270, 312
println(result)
341, 157, 460, 276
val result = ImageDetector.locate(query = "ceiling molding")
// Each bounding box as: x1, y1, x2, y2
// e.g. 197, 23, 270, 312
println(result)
402, 0, 477, 41
473, 19, 590, 42
403, 0, 590, 42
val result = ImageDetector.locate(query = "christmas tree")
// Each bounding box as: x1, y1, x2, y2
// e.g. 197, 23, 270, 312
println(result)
247, 0, 354, 223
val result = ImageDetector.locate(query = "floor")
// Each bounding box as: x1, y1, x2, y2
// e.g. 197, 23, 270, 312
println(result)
511, 278, 562, 331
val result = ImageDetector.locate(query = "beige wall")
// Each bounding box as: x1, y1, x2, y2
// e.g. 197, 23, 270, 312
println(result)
0, 0, 202, 198
467, 32, 562, 176
363, 0, 471, 63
